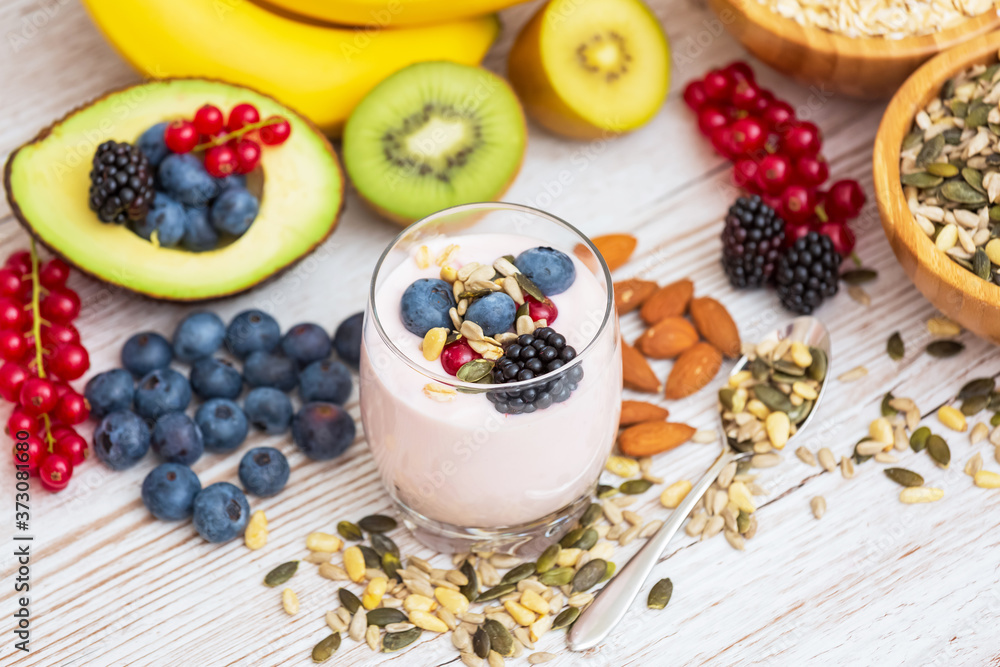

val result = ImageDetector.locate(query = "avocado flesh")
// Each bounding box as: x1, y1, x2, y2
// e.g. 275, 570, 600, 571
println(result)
4, 78, 344, 301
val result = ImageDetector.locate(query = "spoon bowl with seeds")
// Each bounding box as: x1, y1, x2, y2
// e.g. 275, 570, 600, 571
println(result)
568, 316, 831, 652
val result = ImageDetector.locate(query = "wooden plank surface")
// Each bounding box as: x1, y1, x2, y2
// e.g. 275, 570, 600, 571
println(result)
1, 1, 999, 666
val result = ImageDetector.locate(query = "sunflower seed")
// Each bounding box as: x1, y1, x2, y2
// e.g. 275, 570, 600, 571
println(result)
817, 447, 837, 472
838, 366, 868, 382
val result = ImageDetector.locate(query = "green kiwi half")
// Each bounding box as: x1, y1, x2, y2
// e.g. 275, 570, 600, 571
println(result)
343, 61, 527, 224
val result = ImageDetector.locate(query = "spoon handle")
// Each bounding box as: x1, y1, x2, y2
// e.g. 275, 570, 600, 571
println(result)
568, 447, 740, 651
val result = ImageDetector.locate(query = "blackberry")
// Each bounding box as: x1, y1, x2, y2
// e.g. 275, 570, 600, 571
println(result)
88, 140, 155, 224
775, 231, 840, 314
721, 195, 786, 288
487, 327, 583, 415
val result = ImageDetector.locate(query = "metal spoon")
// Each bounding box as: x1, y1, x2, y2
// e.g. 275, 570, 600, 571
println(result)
568, 316, 832, 651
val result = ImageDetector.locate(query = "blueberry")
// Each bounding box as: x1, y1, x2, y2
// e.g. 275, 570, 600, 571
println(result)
134, 368, 192, 421
92, 410, 150, 470
514, 247, 576, 295
195, 398, 249, 452
225, 309, 281, 359
173, 311, 226, 363
216, 174, 246, 190
189, 357, 243, 400
292, 402, 356, 461
210, 187, 259, 237
400, 279, 455, 336
243, 351, 298, 392
464, 292, 516, 336
281, 322, 331, 366
192, 482, 250, 543
333, 312, 363, 366
137, 122, 169, 167
84, 369, 134, 418
299, 359, 352, 404
141, 463, 201, 520
151, 412, 204, 465
121, 332, 173, 376
158, 153, 219, 207
132, 193, 185, 247
238, 447, 290, 498
181, 206, 219, 252
244, 387, 293, 435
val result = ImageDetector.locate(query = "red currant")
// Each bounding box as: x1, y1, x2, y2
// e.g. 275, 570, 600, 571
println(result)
755, 154, 792, 195
818, 221, 856, 257
164, 120, 199, 154
780, 185, 816, 225
228, 103, 260, 132
193, 104, 225, 136
42, 323, 80, 347
0, 363, 28, 402
683, 81, 708, 111
11, 434, 45, 475
728, 117, 767, 156
792, 155, 829, 187
440, 339, 481, 376
732, 159, 761, 192
709, 126, 738, 160
730, 80, 761, 111
525, 294, 558, 325
5, 251, 32, 275
0, 297, 24, 330
233, 139, 261, 174
39, 453, 73, 492
19, 377, 58, 416
0, 330, 27, 362
748, 89, 773, 116
825, 180, 866, 219
703, 69, 735, 102
762, 100, 795, 132
54, 391, 90, 425
38, 257, 70, 288
7, 409, 37, 437
723, 61, 755, 84
50, 343, 90, 380
53, 430, 88, 465
259, 116, 291, 145
781, 122, 822, 157
784, 222, 813, 247
204, 145, 239, 178
41, 288, 81, 323
0, 269, 23, 298
696, 106, 728, 137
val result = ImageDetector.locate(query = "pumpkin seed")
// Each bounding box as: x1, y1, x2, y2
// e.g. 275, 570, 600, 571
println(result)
596, 484, 618, 499
942, 127, 963, 144
754, 384, 793, 413
881, 392, 897, 417
963, 167, 986, 193
478, 584, 516, 601
901, 172, 943, 188
619, 479, 653, 495
736, 509, 750, 533
718, 388, 735, 411
884, 467, 924, 487
852, 438, 873, 464
339, 588, 362, 614
560, 528, 584, 549
910, 426, 931, 452
786, 399, 813, 425
359, 545, 381, 569
926, 162, 958, 177
312, 633, 342, 663
573, 528, 599, 551
580, 502, 603, 528
927, 340, 965, 358
600, 561, 616, 584
750, 356, 770, 381
367, 607, 408, 627
473, 626, 491, 658
647, 578, 673, 610
887, 332, 904, 361
841, 268, 878, 284
484, 619, 514, 657
993, 412, 1000, 427
807, 348, 828, 382
500, 562, 536, 585
902, 129, 923, 150
966, 101, 990, 127
571, 559, 607, 593
974, 248, 992, 281
460, 559, 479, 603
359, 514, 397, 533
941, 180, 987, 205
515, 301, 530, 320
991, 206, 1000, 221
927, 434, 951, 467
382, 552, 401, 581
515, 273, 545, 302
264, 561, 299, 587
383, 627, 421, 652
538, 567, 574, 587
962, 394, 989, 416
552, 606, 580, 630
939, 78, 955, 100
533, 545, 559, 575
773, 360, 805, 376
457, 358, 494, 383
916, 134, 945, 165
337, 520, 363, 541
370, 532, 399, 559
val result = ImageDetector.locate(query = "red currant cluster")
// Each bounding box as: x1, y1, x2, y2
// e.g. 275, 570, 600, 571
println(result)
163, 102, 291, 178
684, 61, 866, 257
5, 245, 90, 492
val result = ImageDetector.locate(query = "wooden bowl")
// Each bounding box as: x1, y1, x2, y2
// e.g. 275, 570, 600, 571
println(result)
872, 30, 1000, 344
706, 0, 1000, 99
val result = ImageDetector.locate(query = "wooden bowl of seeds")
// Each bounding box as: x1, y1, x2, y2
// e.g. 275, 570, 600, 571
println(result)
706, 0, 999, 98
873, 30, 1000, 344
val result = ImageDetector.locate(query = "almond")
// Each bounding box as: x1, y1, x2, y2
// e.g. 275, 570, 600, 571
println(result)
636, 316, 699, 359
614, 279, 657, 315
639, 278, 694, 324
590, 234, 637, 272
620, 400, 670, 427
622, 340, 661, 393
619, 421, 696, 457
665, 342, 722, 399
688, 297, 741, 358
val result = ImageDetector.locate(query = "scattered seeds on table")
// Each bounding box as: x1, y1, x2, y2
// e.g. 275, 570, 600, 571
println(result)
337, 520, 363, 541
886, 332, 905, 360
926, 340, 965, 358
974, 470, 1000, 488
383, 627, 422, 653
838, 366, 868, 382
647, 578, 673, 610
810, 496, 826, 519
900, 487, 945, 503
312, 633, 341, 663
817, 447, 837, 472
938, 405, 968, 432
264, 561, 299, 587
927, 434, 952, 467
281, 588, 299, 615
660, 480, 692, 508
552, 606, 580, 630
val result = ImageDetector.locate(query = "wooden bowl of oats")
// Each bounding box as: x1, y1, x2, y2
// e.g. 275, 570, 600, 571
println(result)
873, 30, 1000, 344
706, 0, 999, 99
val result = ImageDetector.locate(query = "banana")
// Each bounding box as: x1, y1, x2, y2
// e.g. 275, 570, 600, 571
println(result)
80, 0, 499, 135
260, 0, 532, 27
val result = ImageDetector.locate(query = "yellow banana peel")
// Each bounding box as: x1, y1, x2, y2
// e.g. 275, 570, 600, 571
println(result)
261, 0, 531, 27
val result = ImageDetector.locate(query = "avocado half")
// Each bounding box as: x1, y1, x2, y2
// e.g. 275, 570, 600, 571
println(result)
3, 78, 344, 301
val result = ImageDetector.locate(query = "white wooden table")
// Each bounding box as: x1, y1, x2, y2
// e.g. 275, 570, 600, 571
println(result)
2, 1, 999, 665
